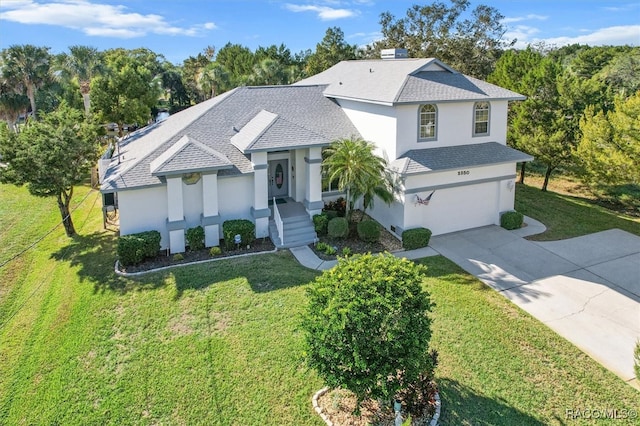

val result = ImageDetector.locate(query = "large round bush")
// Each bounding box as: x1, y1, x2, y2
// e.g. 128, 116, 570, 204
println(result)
302, 253, 433, 406
356, 219, 380, 243
327, 216, 349, 238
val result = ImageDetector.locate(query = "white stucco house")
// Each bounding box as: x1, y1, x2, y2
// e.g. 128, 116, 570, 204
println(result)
100, 49, 532, 253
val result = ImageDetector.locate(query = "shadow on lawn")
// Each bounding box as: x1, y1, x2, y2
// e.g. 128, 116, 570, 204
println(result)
51, 231, 317, 297
417, 256, 492, 292
171, 250, 318, 299
437, 378, 548, 425
49, 231, 165, 294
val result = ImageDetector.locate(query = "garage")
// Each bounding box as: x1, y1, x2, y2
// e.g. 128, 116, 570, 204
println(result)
412, 181, 500, 235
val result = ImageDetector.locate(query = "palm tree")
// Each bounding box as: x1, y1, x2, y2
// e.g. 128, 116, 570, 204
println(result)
197, 62, 229, 99
0, 44, 51, 119
0, 78, 29, 132
60, 46, 104, 115
323, 137, 395, 220
251, 58, 287, 85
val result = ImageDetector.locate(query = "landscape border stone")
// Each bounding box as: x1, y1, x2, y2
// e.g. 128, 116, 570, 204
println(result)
114, 247, 279, 277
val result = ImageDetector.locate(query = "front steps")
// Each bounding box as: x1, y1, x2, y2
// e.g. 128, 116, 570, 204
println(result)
269, 214, 318, 249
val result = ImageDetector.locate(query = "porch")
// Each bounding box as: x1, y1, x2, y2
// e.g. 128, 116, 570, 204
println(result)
269, 198, 318, 249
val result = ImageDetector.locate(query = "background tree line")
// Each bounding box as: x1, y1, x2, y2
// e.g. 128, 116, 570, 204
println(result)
1, 0, 638, 235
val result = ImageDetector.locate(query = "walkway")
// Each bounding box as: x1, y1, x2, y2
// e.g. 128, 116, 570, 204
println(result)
289, 216, 640, 388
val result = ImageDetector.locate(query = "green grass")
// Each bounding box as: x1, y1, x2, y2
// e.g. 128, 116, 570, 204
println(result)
420, 256, 639, 425
515, 183, 640, 241
1, 183, 638, 425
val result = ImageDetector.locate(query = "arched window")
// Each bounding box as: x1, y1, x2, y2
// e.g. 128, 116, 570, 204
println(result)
474, 102, 490, 136
418, 104, 437, 141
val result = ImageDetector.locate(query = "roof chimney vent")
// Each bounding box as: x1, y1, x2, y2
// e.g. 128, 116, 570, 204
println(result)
381, 48, 408, 60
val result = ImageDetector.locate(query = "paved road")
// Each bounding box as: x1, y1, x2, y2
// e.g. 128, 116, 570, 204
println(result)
429, 226, 640, 388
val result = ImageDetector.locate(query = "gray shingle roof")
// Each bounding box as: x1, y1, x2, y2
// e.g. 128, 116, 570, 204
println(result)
101, 85, 361, 192
392, 142, 533, 175
296, 58, 524, 104
151, 135, 232, 176
396, 72, 524, 103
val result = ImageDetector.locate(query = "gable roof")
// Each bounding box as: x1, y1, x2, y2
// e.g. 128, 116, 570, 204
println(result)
150, 135, 232, 176
296, 58, 524, 105
392, 142, 533, 175
101, 85, 361, 193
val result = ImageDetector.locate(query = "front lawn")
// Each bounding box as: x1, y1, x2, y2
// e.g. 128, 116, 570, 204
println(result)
515, 182, 640, 241
1, 183, 638, 424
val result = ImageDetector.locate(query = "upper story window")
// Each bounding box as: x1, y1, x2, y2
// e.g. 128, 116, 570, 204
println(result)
418, 104, 437, 141
474, 102, 490, 136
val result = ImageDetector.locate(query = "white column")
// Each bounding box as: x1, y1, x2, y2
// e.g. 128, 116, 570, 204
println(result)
202, 173, 220, 247
251, 152, 270, 238
166, 176, 186, 253
304, 147, 324, 216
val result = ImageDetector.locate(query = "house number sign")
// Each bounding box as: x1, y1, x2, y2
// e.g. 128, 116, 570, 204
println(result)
457, 170, 470, 176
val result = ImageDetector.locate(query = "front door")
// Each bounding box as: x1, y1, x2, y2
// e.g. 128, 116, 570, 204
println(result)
268, 159, 288, 198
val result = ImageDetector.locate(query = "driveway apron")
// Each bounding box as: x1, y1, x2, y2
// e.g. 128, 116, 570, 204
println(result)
429, 226, 640, 387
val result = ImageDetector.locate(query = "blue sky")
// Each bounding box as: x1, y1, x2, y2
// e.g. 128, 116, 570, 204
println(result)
1, 0, 639, 64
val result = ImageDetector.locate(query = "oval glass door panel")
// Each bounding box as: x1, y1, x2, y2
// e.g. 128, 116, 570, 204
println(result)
275, 163, 283, 189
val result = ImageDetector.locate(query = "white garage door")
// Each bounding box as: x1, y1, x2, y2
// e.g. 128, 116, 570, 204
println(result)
413, 181, 499, 235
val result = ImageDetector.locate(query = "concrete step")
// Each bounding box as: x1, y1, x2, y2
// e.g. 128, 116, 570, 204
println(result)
282, 215, 311, 225
269, 218, 317, 249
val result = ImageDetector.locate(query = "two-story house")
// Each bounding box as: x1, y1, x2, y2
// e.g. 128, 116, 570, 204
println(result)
100, 49, 532, 253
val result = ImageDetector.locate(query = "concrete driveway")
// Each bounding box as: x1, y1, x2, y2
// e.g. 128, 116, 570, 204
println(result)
429, 226, 640, 388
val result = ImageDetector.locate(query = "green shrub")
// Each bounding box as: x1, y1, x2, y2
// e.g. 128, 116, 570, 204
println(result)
402, 228, 432, 250
327, 217, 349, 239
324, 210, 338, 220
117, 235, 145, 266
222, 219, 255, 250
341, 247, 352, 257
324, 245, 337, 255
313, 214, 329, 235
357, 220, 380, 243
316, 241, 328, 252
302, 254, 433, 407
500, 210, 524, 230
117, 230, 161, 266
138, 230, 161, 258
209, 246, 222, 256
173, 253, 184, 261
186, 226, 205, 251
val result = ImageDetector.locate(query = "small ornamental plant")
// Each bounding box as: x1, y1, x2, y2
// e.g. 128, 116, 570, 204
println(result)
302, 253, 434, 412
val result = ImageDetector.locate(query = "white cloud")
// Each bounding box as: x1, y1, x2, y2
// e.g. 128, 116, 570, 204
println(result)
284, 4, 358, 20
508, 25, 640, 48
0, 0, 216, 39
502, 14, 547, 24
503, 25, 541, 45
540, 25, 640, 47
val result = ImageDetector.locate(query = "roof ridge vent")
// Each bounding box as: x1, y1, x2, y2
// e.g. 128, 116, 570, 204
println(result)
381, 48, 408, 60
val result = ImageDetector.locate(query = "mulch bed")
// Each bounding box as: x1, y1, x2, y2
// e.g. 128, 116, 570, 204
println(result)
311, 211, 403, 260
117, 238, 276, 273
317, 388, 436, 426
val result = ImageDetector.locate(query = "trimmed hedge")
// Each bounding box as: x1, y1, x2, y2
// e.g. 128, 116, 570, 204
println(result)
313, 213, 329, 235
186, 226, 205, 251
402, 227, 432, 250
117, 230, 161, 266
357, 220, 380, 243
327, 217, 349, 239
501, 210, 524, 230
222, 219, 255, 250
